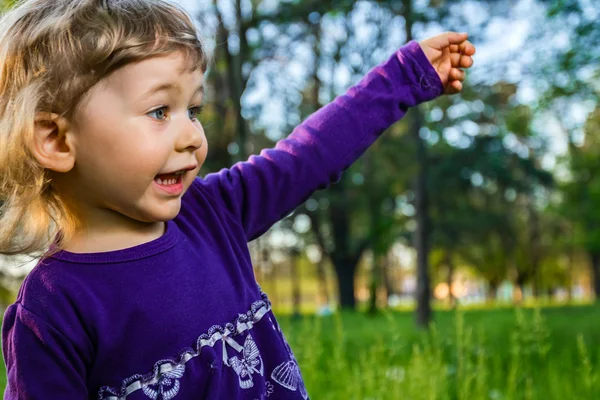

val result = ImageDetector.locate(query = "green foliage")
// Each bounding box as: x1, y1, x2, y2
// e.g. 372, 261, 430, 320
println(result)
424, 80, 554, 293
197, 0, 600, 310
562, 108, 600, 253
0, 0, 15, 11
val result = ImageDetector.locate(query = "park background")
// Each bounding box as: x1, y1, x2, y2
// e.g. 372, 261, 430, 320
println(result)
1, 0, 599, 398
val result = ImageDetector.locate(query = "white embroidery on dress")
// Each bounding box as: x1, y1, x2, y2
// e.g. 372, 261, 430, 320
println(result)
271, 360, 308, 399
228, 334, 264, 389
271, 323, 309, 399
265, 381, 274, 397
97, 292, 271, 400
141, 364, 185, 400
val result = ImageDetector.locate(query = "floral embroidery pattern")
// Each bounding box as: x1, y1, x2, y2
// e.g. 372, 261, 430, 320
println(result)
98, 292, 271, 400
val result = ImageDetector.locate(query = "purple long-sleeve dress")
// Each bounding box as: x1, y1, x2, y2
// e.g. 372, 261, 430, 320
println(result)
2, 41, 442, 399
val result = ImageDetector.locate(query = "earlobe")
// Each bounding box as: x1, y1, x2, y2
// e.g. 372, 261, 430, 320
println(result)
31, 113, 75, 173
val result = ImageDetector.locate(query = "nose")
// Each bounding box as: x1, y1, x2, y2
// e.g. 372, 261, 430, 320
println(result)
175, 118, 204, 153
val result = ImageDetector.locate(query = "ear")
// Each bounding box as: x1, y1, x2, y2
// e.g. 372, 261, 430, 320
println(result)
31, 112, 75, 173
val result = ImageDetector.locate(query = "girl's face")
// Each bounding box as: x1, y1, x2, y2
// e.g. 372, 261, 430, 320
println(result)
61, 51, 207, 227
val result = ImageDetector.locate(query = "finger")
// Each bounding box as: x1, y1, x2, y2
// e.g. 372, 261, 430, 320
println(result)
426, 31, 468, 49
458, 40, 476, 56
450, 53, 461, 67
446, 80, 463, 95
445, 31, 469, 45
449, 68, 465, 81
450, 44, 459, 53
460, 55, 473, 68
451, 53, 474, 68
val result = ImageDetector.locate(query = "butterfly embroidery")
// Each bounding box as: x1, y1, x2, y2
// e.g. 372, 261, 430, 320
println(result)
271, 359, 308, 400
229, 334, 264, 389
142, 364, 185, 400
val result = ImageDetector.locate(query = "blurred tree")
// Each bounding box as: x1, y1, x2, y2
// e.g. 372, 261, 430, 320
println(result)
400, 0, 433, 327
562, 107, 600, 299
426, 80, 553, 300
201, 0, 259, 169
534, 0, 600, 299
364, 133, 414, 314
262, 0, 397, 310
252, 0, 520, 320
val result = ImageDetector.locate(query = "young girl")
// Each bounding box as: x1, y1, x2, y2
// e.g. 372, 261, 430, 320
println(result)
0, 0, 474, 399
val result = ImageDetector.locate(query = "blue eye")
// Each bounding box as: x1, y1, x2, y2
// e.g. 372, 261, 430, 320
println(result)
188, 105, 204, 121
148, 106, 168, 120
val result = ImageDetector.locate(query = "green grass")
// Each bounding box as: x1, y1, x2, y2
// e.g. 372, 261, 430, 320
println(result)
279, 304, 600, 400
1, 304, 598, 399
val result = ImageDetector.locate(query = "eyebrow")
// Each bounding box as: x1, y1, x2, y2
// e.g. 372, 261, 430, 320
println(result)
143, 83, 204, 98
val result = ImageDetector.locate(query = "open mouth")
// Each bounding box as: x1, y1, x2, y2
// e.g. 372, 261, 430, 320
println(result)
153, 169, 187, 195
154, 171, 184, 186
154, 165, 197, 185
153, 165, 196, 195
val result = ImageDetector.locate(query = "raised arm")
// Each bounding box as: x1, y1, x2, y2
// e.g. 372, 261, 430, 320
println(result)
197, 35, 474, 241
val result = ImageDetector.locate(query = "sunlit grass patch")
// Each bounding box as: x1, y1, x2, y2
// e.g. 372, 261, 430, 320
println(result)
280, 304, 600, 400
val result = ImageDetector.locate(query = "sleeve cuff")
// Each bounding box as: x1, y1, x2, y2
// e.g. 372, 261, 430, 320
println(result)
398, 40, 444, 102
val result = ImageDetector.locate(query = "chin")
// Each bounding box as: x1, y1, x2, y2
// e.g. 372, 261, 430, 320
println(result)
133, 204, 182, 223
150, 208, 181, 222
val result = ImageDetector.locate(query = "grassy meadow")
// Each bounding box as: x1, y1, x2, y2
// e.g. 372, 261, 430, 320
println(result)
280, 304, 600, 400
1, 304, 598, 399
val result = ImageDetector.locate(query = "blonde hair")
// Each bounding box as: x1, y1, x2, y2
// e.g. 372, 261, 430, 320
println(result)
0, 0, 210, 256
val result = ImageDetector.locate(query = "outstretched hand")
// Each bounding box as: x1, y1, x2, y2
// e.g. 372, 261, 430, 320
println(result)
419, 32, 475, 95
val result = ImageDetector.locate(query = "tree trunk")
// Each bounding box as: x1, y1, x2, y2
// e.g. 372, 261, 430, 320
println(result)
308, 204, 365, 310
445, 252, 455, 308
231, 0, 249, 161
328, 178, 366, 309
532, 279, 541, 298
290, 249, 301, 318
567, 249, 574, 302
368, 261, 378, 315
528, 201, 542, 298
380, 255, 390, 308
332, 255, 357, 309
487, 280, 499, 302
315, 258, 330, 307
369, 254, 386, 314
269, 259, 278, 305
383, 253, 396, 299
590, 252, 600, 301
214, 0, 250, 162
413, 119, 431, 327
402, 0, 431, 329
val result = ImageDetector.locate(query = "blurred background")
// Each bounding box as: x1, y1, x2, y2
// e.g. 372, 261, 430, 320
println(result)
1, 0, 599, 398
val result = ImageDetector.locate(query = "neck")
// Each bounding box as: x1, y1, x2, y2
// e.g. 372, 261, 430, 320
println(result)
63, 212, 166, 254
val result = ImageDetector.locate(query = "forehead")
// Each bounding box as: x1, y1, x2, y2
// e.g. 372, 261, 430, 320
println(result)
74, 51, 204, 120
108, 51, 204, 87
82, 51, 204, 103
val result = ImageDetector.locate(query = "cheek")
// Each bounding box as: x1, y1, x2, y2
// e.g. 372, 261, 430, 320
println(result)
195, 140, 208, 166
182, 143, 208, 191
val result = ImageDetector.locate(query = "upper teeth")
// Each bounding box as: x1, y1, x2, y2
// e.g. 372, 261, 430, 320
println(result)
156, 178, 178, 185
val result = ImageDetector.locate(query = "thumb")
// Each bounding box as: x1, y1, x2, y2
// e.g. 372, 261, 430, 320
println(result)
427, 32, 469, 49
